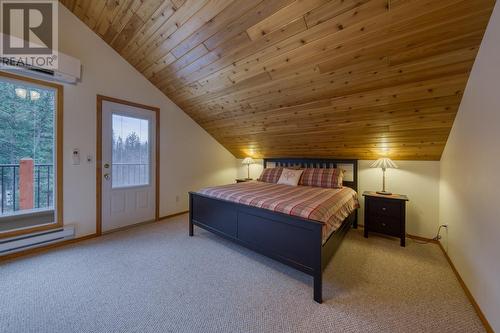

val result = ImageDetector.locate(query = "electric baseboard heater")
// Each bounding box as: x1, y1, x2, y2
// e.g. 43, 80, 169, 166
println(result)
0, 226, 75, 256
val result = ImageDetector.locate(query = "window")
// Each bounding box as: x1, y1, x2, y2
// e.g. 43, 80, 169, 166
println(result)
111, 114, 150, 188
0, 72, 63, 237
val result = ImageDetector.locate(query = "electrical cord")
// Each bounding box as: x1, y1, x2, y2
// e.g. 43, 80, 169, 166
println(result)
433, 225, 448, 241
405, 224, 448, 245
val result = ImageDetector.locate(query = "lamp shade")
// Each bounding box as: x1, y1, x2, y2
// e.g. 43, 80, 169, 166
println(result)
370, 158, 398, 169
242, 157, 255, 165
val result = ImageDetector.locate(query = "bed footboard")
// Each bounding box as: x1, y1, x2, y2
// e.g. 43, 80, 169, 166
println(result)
189, 192, 331, 302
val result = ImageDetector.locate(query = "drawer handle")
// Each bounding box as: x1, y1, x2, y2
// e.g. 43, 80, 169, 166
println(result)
381, 223, 387, 227
382, 207, 387, 211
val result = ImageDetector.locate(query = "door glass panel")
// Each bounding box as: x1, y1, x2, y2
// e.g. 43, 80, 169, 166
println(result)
112, 114, 150, 188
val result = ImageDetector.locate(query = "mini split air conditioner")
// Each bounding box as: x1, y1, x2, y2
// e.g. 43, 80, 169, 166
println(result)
0, 33, 81, 84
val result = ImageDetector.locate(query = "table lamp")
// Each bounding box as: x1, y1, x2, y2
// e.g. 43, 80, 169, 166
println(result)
242, 157, 255, 180
370, 158, 398, 195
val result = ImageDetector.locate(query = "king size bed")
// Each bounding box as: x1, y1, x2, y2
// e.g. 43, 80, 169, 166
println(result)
189, 158, 359, 303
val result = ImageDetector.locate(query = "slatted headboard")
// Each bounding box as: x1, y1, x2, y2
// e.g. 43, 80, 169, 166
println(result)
263, 158, 358, 192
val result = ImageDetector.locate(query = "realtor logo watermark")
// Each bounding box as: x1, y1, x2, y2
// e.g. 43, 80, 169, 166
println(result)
0, 0, 58, 69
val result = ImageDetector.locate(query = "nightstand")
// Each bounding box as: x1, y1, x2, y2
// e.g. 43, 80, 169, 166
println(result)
363, 191, 409, 247
236, 178, 252, 183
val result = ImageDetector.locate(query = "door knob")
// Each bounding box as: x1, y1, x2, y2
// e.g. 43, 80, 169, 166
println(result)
104, 173, 110, 180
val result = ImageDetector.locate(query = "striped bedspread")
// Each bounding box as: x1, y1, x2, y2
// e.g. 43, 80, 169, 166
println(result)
197, 181, 359, 242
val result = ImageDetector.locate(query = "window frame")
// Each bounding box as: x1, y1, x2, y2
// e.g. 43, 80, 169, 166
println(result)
0, 71, 64, 239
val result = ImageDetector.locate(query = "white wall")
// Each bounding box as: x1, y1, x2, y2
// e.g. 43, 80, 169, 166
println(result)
237, 159, 440, 238
57, 6, 236, 237
439, 2, 500, 331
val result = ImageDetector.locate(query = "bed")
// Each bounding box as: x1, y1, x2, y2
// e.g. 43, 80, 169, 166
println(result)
189, 158, 359, 303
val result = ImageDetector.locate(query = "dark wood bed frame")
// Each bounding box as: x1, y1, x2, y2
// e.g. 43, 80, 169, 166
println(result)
189, 158, 358, 303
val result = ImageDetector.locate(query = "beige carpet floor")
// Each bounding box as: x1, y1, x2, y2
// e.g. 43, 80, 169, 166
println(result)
0, 214, 484, 333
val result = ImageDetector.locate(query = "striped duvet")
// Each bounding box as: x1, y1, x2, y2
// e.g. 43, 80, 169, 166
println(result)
197, 181, 359, 242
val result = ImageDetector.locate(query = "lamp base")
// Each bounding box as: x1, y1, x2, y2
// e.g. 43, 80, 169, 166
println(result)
376, 191, 393, 195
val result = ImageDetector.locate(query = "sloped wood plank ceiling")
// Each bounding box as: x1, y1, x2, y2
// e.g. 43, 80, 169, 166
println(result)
60, 0, 495, 160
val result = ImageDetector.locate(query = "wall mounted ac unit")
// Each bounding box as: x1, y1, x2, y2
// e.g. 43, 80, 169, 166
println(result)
0, 33, 81, 84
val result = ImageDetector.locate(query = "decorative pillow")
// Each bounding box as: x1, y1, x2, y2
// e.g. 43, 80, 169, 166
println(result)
257, 167, 283, 183
277, 168, 304, 186
299, 168, 345, 189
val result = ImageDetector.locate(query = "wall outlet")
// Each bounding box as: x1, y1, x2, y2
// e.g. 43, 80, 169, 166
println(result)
175, 195, 179, 203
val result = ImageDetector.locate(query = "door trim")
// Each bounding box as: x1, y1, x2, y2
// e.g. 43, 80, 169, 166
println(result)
96, 95, 160, 236
0, 71, 64, 239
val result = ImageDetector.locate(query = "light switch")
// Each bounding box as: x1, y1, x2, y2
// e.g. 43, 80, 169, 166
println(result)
72, 149, 80, 165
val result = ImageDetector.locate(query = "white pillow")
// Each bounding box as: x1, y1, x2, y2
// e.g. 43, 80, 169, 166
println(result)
277, 168, 304, 186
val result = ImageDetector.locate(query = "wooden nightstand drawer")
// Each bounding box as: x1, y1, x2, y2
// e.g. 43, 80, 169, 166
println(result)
369, 215, 400, 237
368, 199, 401, 218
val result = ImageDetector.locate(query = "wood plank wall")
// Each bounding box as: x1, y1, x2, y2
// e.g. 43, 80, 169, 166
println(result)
60, 0, 496, 160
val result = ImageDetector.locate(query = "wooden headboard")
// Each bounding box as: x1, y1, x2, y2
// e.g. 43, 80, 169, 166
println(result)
263, 158, 358, 192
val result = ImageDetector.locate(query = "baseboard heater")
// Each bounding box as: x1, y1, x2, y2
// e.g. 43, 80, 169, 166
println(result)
0, 226, 75, 256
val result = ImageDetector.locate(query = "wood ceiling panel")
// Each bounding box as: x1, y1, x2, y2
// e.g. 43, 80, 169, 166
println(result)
60, 0, 496, 160
245, 0, 330, 40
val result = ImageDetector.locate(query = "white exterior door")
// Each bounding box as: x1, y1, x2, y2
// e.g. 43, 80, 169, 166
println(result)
101, 100, 156, 232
